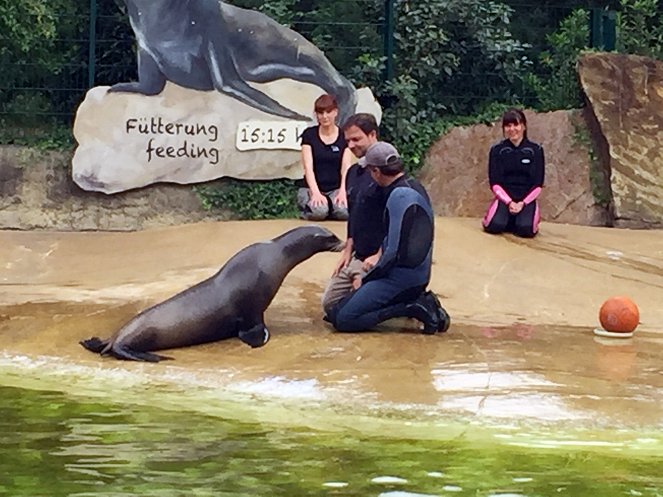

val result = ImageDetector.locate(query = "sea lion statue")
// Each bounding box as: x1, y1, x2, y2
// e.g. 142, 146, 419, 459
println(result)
110, 0, 358, 122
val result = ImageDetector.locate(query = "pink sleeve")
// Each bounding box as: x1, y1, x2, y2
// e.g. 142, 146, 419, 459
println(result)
522, 186, 542, 205
491, 184, 512, 205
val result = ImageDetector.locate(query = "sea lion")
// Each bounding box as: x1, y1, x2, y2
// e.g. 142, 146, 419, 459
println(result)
80, 225, 343, 362
110, 0, 357, 122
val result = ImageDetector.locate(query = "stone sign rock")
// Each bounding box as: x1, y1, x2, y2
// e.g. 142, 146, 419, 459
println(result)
420, 109, 609, 226
578, 52, 663, 226
72, 0, 382, 195
72, 83, 380, 194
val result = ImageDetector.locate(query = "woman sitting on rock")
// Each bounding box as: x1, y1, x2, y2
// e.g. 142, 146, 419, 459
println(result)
482, 108, 545, 238
296, 94, 352, 220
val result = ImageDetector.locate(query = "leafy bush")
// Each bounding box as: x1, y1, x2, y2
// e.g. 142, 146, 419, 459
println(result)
195, 179, 299, 220
524, 9, 590, 111
616, 0, 663, 58
0, 0, 82, 119
338, 0, 532, 178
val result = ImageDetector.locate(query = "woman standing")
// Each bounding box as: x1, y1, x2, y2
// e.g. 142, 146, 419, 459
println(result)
297, 94, 352, 220
482, 108, 545, 238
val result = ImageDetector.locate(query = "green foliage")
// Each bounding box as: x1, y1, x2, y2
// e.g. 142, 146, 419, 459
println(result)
0, 0, 82, 119
234, 0, 298, 26
258, 0, 298, 26
94, 0, 137, 86
195, 179, 299, 219
0, 1, 64, 62
387, 0, 532, 116
293, 0, 382, 72
522, 0, 663, 112
0, 118, 74, 151
572, 118, 611, 207
525, 9, 590, 111
347, 0, 533, 177
616, 0, 663, 58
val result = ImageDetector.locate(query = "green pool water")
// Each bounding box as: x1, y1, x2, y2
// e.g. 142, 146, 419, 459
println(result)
1, 383, 661, 497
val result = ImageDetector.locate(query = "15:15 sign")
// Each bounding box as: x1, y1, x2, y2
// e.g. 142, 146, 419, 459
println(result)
236, 121, 310, 151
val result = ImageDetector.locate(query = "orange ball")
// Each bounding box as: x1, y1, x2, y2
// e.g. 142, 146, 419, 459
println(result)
599, 296, 640, 333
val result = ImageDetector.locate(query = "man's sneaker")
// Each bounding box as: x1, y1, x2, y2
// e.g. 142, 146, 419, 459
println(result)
437, 304, 451, 333
427, 291, 450, 333
405, 292, 440, 334
404, 291, 451, 334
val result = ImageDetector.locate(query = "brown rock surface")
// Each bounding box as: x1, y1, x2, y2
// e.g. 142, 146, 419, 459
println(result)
420, 110, 609, 226
0, 145, 228, 230
578, 52, 663, 227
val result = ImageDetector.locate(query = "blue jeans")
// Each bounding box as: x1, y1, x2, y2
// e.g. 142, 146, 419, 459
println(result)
329, 268, 426, 332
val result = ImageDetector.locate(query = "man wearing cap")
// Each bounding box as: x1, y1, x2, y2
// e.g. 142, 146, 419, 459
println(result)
325, 141, 450, 334
321, 113, 382, 314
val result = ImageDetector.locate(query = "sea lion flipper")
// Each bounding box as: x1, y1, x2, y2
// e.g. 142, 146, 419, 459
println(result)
80, 337, 109, 354
108, 49, 166, 96
238, 324, 270, 348
206, 44, 307, 120
110, 345, 172, 363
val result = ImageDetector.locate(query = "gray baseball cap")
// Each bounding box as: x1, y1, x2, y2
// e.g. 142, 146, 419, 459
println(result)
360, 141, 401, 168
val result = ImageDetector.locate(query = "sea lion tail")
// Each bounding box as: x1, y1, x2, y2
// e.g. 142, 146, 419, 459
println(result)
110, 345, 173, 363
79, 337, 108, 354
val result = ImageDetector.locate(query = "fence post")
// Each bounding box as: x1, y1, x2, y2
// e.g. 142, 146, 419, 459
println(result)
590, 7, 616, 51
383, 0, 395, 82
88, 0, 97, 88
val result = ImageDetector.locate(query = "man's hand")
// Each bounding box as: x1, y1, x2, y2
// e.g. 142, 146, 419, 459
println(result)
332, 249, 351, 276
352, 275, 362, 290
361, 251, 381, 272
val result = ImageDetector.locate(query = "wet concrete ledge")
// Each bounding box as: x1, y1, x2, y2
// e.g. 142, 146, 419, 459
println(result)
0, 218, 661, 429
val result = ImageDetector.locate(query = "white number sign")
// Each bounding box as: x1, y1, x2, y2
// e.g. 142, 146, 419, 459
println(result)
236, 120, 310, 151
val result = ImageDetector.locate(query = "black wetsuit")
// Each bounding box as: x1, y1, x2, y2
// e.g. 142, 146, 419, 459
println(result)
346, 168, 430, 260
330, 176, 435, 332
483, 138, 545, 238
345, 163, 385, 260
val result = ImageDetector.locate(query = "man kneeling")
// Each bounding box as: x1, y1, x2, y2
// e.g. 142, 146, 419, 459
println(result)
325, 142, 450, 334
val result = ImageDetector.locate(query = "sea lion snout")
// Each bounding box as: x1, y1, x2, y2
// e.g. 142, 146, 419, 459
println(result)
312, 227, 344, 252
330, 238, 345, 252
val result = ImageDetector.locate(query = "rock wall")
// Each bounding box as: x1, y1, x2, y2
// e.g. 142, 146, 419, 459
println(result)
419, 109, 611, 227
578, 52, 663, 228
0, 146, 228, 231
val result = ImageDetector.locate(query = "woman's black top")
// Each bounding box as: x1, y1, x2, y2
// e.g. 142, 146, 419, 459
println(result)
298, 125, 347, 192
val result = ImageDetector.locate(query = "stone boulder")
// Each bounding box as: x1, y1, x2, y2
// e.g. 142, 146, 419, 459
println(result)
578, 52, 663, 227
72, 82, 381, 194
419, 109, 609, 226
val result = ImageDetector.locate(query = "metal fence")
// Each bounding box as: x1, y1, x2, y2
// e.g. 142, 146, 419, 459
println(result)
0, 0, 616, 125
